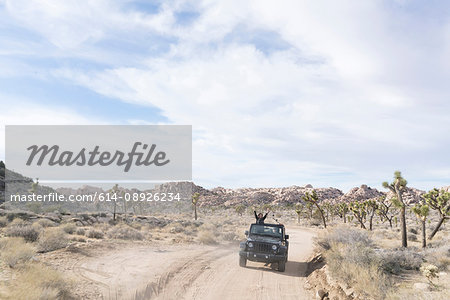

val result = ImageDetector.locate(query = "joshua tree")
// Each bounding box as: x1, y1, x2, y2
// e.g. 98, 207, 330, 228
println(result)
365, 199, 378, 231
411, 201, 429, 248
336, 202, 348, 223
423, 188, 450, 240
294, 203, 303, 224
383, 171, 408, 247
302, 190, 326, 228
192, 192, 200, 220
349, 201, 367, 229
108, 184, 120, 221
305, 201, 314, 219
376, 195, 397, 228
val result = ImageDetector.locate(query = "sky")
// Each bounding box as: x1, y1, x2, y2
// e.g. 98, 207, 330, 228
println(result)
0, 0, 449, 192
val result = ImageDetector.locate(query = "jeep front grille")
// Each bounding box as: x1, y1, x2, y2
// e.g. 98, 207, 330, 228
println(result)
252, 242, 272, 253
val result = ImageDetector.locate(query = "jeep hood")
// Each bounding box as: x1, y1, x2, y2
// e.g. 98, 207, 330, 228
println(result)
247, 235, 281, 244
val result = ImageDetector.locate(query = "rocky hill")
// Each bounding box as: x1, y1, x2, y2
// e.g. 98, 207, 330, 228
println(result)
0, 162, 442, 210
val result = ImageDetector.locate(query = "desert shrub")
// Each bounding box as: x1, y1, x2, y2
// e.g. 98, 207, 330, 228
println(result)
0, 237, 35, 268
221, 231, 238, 241
420, 263, 439, 285
87, 229, 104, 239
71, 236, 86, 243
37, 228, 69, 253
76, 228, 86, 236
424, 236, 450, 270
7, 263, 72, 299
37, 219, 56, 228
6, 220, 40, 242
379, 248, 423, 274
407, 234, 418, 242
93, 223, 109, 232
0, 216, 8, 227
107, 224, 144, 240
197, 230, 217, 244
316, 226, 372, 250
169, 222, 186, 234
62, 223, 76, 234
129, 222, 142, 230
319, 227, 391, 300
409, 227, 418, 234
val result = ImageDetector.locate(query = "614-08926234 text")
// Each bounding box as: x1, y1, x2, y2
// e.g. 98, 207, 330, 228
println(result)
9, 192, 182, 202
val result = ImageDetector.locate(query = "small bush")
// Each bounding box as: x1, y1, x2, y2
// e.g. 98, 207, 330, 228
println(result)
409, 227, 418, 234
37, 228, 69, 253
37, 219, 56, 228
316, 226, 372, 250
107, 224, 144, 240
76, 228, 86, 236
424, 237, 450, 270
62, 223, 76, 234
166, 223, 185, 234
379, 248, 423, 274
0, 216, 8, 227
71, 236, 86, 243
0, 237, 35, 268
197, 230, 217, 244
319, 227, 391, 299
408, 234, 418, 242
87, 229, 104, 239
6, 220, 40, 242
8, 263, 72, 299
221, 231, 238, 241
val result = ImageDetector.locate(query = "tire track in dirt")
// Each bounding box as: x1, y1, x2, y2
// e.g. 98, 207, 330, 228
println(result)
72, 227, 315, 300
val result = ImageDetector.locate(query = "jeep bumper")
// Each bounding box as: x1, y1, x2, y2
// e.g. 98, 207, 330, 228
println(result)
239, 251, 286, 263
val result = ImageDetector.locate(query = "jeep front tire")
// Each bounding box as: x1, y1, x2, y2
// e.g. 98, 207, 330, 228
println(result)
239, 256, 247, 267
278, 260, 286, 272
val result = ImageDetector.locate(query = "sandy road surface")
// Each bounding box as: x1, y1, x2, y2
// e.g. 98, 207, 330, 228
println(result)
74, 227, 315, 300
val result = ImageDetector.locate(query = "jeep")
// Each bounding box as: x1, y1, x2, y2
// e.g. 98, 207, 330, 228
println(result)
239, 223, 289, 272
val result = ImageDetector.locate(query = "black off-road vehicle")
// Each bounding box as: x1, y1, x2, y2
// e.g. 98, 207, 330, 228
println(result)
239, 223, 289, 272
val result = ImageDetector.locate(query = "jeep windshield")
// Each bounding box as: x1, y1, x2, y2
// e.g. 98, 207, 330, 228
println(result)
250, 224, 283, 238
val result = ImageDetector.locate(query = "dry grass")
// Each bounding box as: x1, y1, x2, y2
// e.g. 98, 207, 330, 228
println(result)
87, 229, 104, 239
36, 219, 56, 228
378, 247, 423, 274
0, 216, 8, 228
317, 226, 392, 300
62, 223, 77, 234
76, 227, 86, 236
197, 229, 217, 244
107, 224, 144, 240
425, 235, 450, 271
5, 219, 40, 242
0, 237, 35, 268
37, 228, 69, 253
4, 262, 72, 300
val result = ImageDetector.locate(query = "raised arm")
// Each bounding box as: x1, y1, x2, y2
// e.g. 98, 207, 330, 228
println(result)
254, 211, 258, 219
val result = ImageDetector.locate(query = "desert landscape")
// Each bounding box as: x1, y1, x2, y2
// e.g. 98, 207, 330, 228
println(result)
0, 162, 449, 300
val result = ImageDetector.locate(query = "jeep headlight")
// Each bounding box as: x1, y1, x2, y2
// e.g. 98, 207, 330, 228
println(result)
248, 242, 254, 248
272, 245, 277, 250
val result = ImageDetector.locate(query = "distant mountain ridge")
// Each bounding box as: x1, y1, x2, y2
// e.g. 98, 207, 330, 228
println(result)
0, 163, 447, 208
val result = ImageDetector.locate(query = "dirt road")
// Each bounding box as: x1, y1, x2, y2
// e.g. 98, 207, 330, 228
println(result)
74, 226, 315, 299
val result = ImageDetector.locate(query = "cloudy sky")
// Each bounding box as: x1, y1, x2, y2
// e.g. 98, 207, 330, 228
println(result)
0, 0, 449, 192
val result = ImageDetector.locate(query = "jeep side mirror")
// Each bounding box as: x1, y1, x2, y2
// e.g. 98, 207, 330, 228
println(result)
245, 230, 249, 236
285, 234, 289, 240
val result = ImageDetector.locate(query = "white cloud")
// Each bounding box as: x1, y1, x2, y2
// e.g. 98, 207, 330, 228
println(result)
2, 0, 450, 190
0, 97, 107, 160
